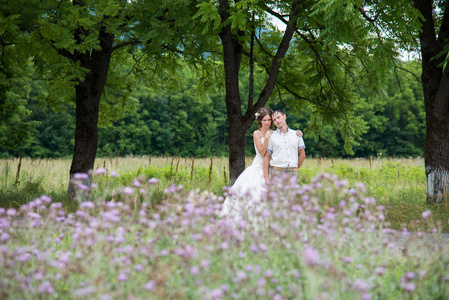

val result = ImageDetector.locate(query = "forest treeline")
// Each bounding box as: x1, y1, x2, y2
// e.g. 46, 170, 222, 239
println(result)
0, 61, 424, 159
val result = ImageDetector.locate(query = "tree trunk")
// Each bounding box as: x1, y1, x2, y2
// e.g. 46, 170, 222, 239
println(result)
423, 73, 449, 203
220, 31, 249, 185
414, 0, 449, 203
218, 0, 246, 185
228, 118, 248, 186
67, 28, 114, 199
422, 68, 449, 203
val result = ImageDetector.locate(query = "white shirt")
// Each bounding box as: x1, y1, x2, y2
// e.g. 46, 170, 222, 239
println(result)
267, 128, 306, 168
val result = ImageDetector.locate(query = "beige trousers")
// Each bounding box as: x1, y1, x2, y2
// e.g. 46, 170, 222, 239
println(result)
270, 168, 298, 182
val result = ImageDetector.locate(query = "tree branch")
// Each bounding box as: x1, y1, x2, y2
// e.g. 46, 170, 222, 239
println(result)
264, 5, 289, 28
111, 40, 142, 51
359, 6, 379, 23
275, 81, 309, 102
248, 13, 255, 109
394, 65, 422, 83
437, 5, 449, 46
54, 46, 74, 60
253, 0, 303, 111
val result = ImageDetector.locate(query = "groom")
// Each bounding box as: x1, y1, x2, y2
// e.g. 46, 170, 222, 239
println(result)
263, 110, 306, 185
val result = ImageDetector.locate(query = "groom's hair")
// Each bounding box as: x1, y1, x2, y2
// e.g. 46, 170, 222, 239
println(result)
273, 109, 286, 116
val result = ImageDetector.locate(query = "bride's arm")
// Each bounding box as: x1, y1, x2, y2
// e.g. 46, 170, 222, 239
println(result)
253, 130, 272, 156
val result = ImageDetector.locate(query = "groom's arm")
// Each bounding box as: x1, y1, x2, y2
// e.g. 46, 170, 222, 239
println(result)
263, 152, 271, 185
298, 148, 305, 168
297, 136, 306, 169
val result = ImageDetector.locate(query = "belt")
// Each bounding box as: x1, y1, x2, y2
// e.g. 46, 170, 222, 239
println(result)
271, 166, 299, 172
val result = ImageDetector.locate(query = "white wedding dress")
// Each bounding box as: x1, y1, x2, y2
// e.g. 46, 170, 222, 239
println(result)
221, 138, 267, 227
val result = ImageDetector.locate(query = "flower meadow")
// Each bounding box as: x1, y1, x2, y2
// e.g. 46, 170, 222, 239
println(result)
1, 171, 449, 299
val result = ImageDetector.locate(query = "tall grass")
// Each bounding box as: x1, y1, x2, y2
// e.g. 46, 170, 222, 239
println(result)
0, 156, 447, 231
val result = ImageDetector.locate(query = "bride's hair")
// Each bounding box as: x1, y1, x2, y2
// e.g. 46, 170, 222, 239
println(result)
256, 107, 273, 129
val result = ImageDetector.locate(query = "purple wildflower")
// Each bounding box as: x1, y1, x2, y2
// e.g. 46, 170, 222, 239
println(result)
1, 232, 10, 241
73, 173, 89, 180
80, 201, 95, 209
354, 279, 369, 292
237, 271, 247, 281
220, 241, 229, 250
40, 195, 52, 203
38, 281, 54, 294
190, 266, 200, 275
342, 256, 354, 263
123, 186, 134, 195
303, 247, 319, 266
261, 209, 270, 218
210, 289, 223, 298
250, 243, 259, 253
374, 266, 385, 276
259, 243, 268, 253
143, 280, 156, 291
362, 293, 371, 300
148, 177, 160, 184
403, 282, 416, 292
117, 273, 127, 281
273, 294, 283, 300
164, 185, 176, 193
6, 208, 16, 216
264, 270, 273, 277
422, 210, 431, 220
51, 203, 62, 209
77, 183, 89, 190
406, 272, 415, 280
73, 286, 96, 297
94, 167, 107, 175
200, 259, 210, 269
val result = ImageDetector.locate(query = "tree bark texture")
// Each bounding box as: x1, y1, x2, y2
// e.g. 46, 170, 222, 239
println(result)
67, 26, 115, 199
414, 0, 449, 203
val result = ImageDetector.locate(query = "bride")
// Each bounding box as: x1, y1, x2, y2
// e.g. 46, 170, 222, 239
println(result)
221, 107, 302, 225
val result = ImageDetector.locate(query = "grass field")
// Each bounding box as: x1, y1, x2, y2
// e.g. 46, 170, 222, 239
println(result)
1, 156, 449, 299
0, 155, 443, 231
0, 157, 449, 299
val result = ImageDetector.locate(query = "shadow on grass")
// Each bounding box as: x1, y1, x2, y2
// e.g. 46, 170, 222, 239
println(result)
0, 180, 79, 213
383, 190, 449, 233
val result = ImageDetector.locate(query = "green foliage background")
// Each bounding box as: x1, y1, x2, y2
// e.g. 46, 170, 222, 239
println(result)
0, 60, 424, 159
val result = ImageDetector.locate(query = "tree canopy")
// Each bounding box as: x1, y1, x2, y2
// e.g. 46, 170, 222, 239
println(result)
3, 0, 447, 201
